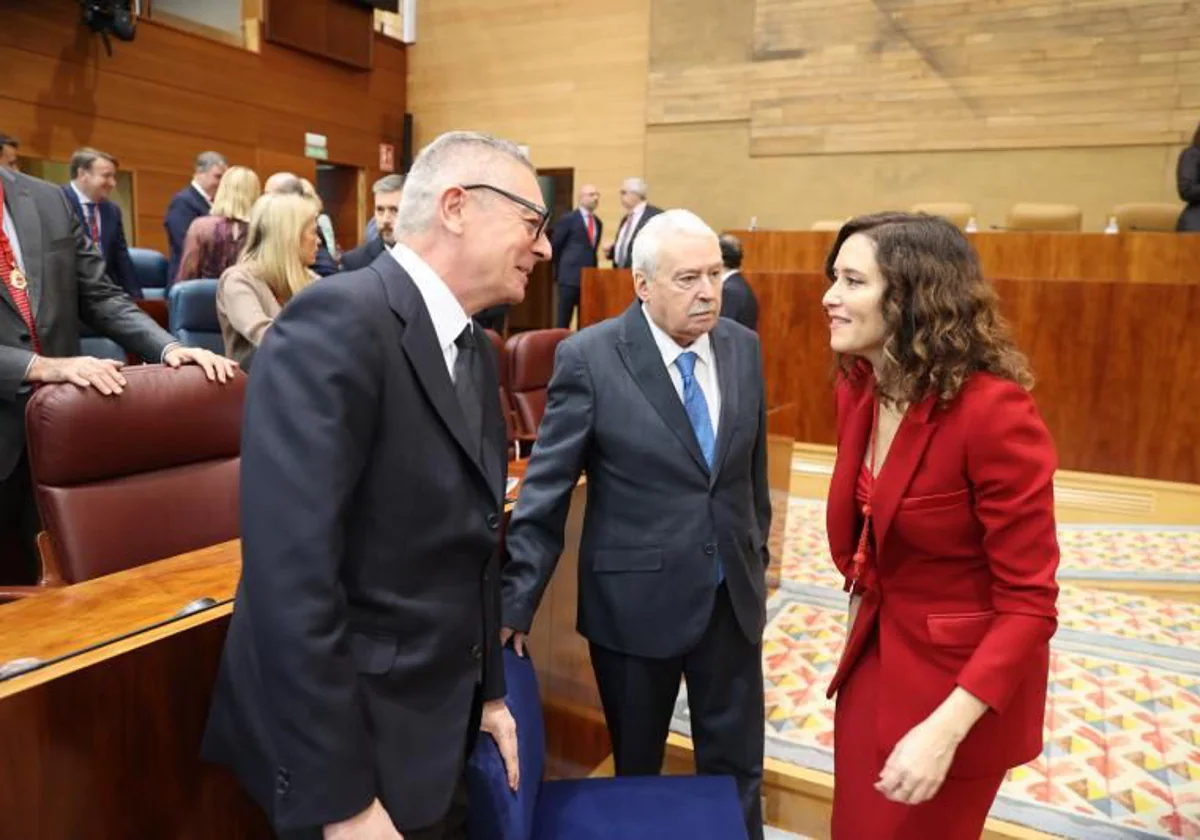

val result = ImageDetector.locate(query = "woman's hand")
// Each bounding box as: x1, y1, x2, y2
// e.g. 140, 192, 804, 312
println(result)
874, 686, 988, 805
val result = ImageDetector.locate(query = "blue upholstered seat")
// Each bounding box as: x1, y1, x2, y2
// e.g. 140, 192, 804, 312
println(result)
466, 648, 748, 840
129, 247, 169, 300
167, 279, 224, 355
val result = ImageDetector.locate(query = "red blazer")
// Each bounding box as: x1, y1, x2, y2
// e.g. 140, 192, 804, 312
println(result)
826, 369, 1059, 779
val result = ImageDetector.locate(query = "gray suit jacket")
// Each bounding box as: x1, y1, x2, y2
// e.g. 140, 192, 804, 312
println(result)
502, 302, 772, 658
0, 169, 176, 479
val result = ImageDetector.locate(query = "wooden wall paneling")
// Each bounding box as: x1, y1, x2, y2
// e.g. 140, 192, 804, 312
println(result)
729, 230, 1200, 284
263, 0, 373, 71
580, 266, 1200, 482
1, 0, 406, 249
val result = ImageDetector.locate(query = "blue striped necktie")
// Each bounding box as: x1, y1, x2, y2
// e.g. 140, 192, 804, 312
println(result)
676, 351, 722, 584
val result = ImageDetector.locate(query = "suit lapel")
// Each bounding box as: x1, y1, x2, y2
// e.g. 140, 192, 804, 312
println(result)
707, 324, 739, 486
828, 383, 873, 561
615, 303, 709, 476
870, 395, 938, 558
379, 259, 491, 487
476, 329, 506, 505
11, 177, 45, 318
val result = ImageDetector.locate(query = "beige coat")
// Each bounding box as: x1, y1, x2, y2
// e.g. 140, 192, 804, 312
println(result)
215, 264, 281, 367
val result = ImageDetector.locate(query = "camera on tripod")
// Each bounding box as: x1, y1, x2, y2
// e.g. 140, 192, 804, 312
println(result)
80, 0, 137, 56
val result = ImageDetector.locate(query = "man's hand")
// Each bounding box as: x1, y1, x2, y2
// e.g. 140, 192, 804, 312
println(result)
480, 698, 520, 792
323, 799, 403, 840
163, 345, 238, 383
27, 355, 127, 395
499, 627, 527, 657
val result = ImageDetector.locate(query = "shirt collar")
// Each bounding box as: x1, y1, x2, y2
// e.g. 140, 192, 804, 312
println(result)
70, 182, 95, 207
721, 268, 737, 284
641, 303, 713, 372
192, 181, 213, 206
389, 243, 470, 353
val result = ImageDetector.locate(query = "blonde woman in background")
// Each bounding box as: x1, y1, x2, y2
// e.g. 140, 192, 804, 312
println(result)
216, 192, 319, 367
175, 165, 261, 283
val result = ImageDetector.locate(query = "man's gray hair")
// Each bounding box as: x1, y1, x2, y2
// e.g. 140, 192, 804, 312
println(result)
195, 151, 227, 172
631, 209, 717, 279
395, 131, 534, 237
372, 173, 406, 194
622, 177, 648, 199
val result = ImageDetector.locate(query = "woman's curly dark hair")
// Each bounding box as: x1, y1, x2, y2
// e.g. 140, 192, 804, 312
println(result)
825, 211, 1033, 406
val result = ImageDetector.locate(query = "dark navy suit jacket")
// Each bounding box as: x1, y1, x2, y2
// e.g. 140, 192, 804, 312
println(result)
61, 185, 140, 297
164, 184, 211, 283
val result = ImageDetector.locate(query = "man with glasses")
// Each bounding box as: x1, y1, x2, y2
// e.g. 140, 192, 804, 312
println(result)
501, 210, 771, 840
204, 131, 551, 840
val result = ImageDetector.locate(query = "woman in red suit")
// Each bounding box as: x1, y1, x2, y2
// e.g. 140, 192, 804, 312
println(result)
821, 212, 1059, 839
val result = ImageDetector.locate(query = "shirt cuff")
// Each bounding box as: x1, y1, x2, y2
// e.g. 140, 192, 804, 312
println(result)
23, 354, 38, 383
160, 342, 181, 363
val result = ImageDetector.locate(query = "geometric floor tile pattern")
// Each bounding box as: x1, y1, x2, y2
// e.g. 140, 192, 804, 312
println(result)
672, 496, 1200, 839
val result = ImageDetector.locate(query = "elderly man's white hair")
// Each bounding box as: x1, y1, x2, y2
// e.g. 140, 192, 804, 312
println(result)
631, 209, 718, 279
622, 177, 648, 199
395, 131, 534, 237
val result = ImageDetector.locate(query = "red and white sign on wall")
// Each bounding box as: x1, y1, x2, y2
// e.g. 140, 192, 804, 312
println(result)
379, 143, 395, 173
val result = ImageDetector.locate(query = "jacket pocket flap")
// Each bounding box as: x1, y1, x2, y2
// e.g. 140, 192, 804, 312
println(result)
926, 611, 995, 647
592, 547, 663, 573
900, 488, 971, 512
347, 632, 397, 674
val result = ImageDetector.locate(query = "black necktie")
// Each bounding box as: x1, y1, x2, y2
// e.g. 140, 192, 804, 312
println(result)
453, 323, 484, 452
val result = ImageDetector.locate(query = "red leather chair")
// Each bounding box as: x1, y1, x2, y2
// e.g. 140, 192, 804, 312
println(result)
484, 328, 527, 460
21, 364, 246, 587
505, 329, 571, 444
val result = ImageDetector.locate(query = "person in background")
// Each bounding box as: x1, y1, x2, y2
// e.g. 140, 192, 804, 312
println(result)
203, 130, 547, 839
0, 165, 236, 584
175, 166, 261, 283
340, 173, 404, 271
0, 134, 20, 173
717, 233, 759, 331
607, 177, 662, 269
821, 212, 1059, 839
550, 183, 602, 329
1176, 120, 1200, 232
61, 147, 141, 297
215, 192, 319, 368
502, 209, 771, 840
165, 151, 228, 280
263, 172, 340, 276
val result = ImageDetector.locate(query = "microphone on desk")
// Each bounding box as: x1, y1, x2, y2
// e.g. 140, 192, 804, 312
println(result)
175, 596, 218, 618
0, 657, 43, 681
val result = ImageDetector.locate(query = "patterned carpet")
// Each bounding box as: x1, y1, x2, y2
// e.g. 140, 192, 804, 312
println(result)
671, 497, 1200, 839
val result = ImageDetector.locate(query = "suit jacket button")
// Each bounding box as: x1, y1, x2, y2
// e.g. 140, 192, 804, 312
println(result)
704, 543, 717, 556
470, 643, 483, 660
486, 513, 499, 530
18, 333, 29, 343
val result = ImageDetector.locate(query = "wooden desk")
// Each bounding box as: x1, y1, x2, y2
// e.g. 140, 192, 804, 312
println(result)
580, 268, 1200, 484
729, 230, 1200, 285
0, 471, 599, 837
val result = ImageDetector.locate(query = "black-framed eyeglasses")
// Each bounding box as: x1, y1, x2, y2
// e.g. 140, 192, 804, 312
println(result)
461, 183, 550, 240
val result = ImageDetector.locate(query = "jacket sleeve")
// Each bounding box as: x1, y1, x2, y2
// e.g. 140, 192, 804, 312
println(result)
65, 192, 175, 362
1178, 147, 1200, 204
750, 337, 772, 566
109, 209, 141, 297
501, 338, 595, 632
218, 269, 276, 348
237, 281, 382, 830
956, 380, 1059, 713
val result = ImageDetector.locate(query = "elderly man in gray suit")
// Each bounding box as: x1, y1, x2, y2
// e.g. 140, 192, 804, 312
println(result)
501, 209, 770, 839
0, 166, 235, 582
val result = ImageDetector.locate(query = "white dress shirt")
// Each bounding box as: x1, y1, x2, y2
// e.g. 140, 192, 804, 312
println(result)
721, 268, 736, 285
641, 304, 720, 435
390, 242, 470, 382
191, 180, 214, 209
70, 182, 101, 240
